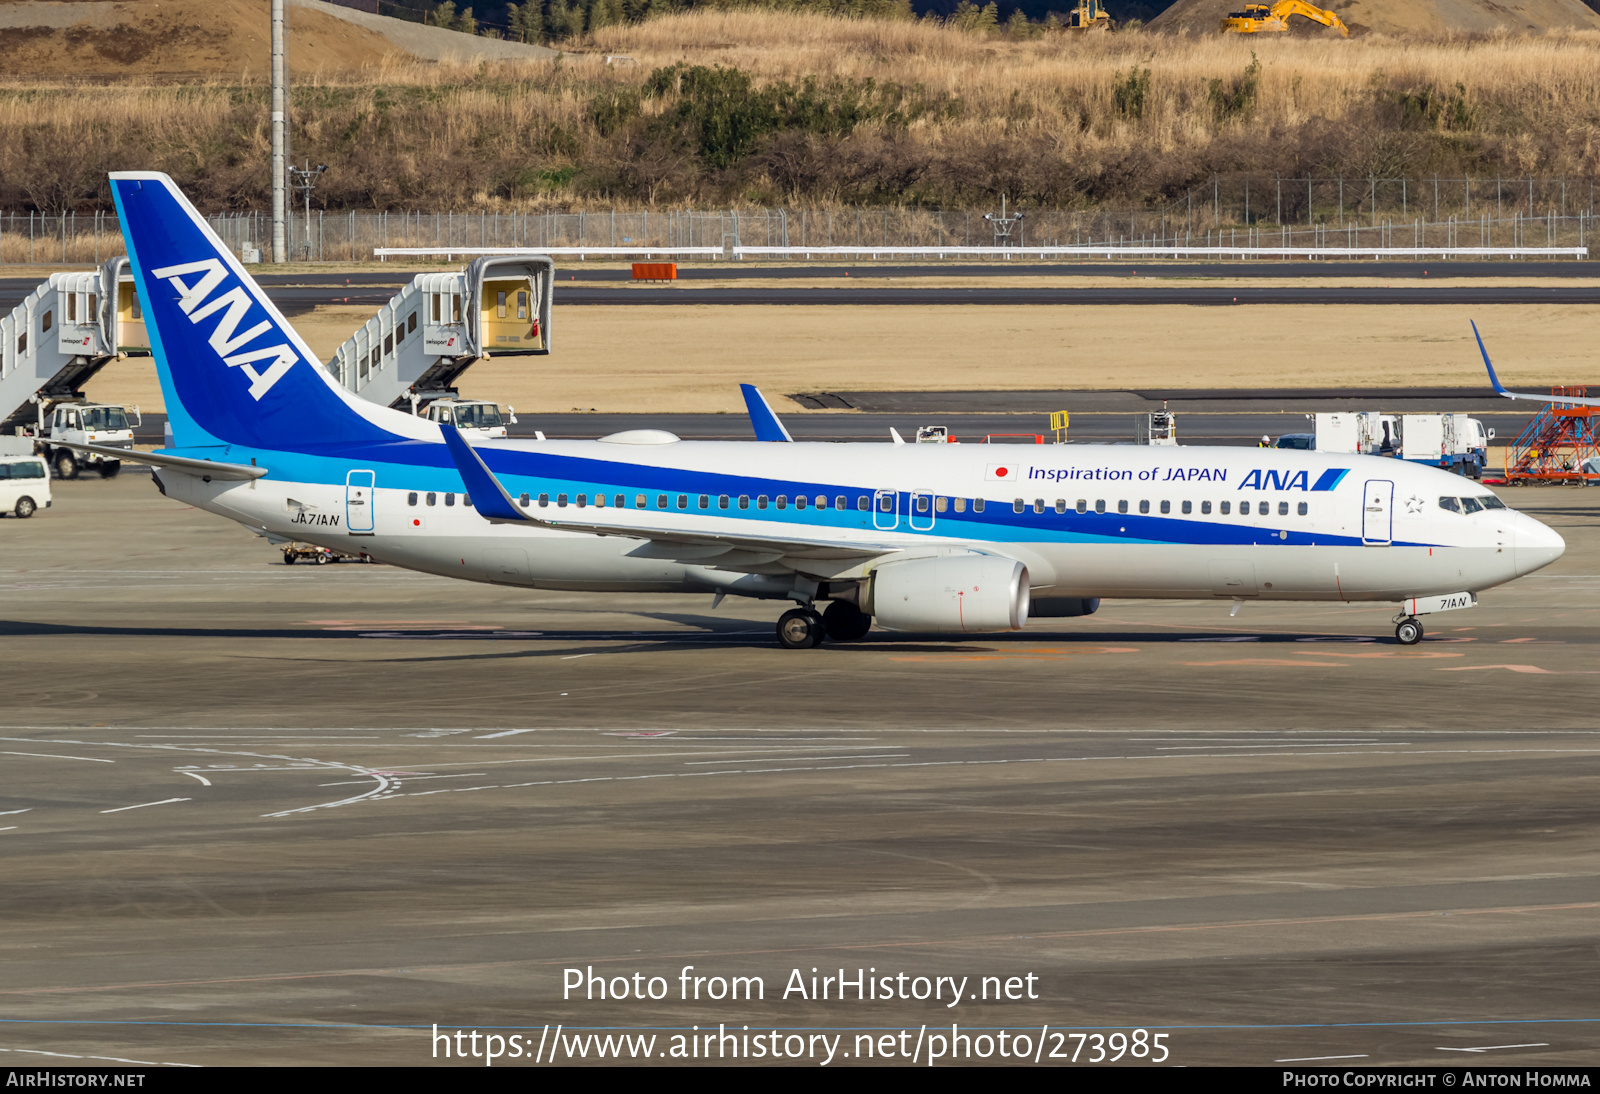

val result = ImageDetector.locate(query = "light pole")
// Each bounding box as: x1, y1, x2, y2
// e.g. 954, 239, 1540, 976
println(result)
271, 0, 288, 264
983, 195, 1025, 251
288, 162, 327, 262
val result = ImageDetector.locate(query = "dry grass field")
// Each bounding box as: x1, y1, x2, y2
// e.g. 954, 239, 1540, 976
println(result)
85, 301, 1600, 414
4, 11, 1600, 210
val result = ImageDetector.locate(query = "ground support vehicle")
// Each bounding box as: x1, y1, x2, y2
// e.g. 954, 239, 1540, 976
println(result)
1221, 0, 1348, 35
0, 446, 50, 517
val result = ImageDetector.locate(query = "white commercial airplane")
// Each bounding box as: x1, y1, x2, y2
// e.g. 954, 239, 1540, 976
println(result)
65, 173, 1566, 649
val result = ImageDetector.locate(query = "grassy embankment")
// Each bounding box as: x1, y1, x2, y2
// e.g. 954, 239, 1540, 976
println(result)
1, 11, 1599, 225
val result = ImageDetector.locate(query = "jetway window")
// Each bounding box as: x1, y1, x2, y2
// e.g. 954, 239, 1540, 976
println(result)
677, 495, 688, 509
1298, 502, 1308, 516
431, 295, 441, 322
1118, 500, 1129, 515
384, 333, 393, 357
408, 492, 418, 506
539, 493, 549, 507
130, 295, 141, 320
426, 492, 437, 506
67, 295, 76, 322
718, 495, 729, 509
446, 493, 457, 507
1218, 501, 1230, 515
1181, 501, 1192, 514
517, 291, 528, 319
41, 310, 51, 333
497, 291, 507, 318
657, 494, 668, 509
837, 496, 848, 510
88, 294, 96, 317
556, 494, 567, 507
1013, 499, 1024, 513
1161, 500, 1171, 514
1201, 501, 1212, 515
739, 495, 750, 509
1139, 500, 1149, 514
407, 312, 417, 334
1278, 501, 1289, 516
757, 495, 768, 509
452, 294, 462, 322
1095, 500, 1106, 514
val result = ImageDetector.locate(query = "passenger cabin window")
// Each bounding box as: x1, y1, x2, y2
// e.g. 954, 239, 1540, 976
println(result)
1240, 501, 1251, 515
539, 493, 549, 507
1181, 501, 1192, 514
1076, 500, 1087, 514
936, 497, 948, 513
576, 494, 586, 508
657, 494, 668, 509
1055, 499, 1067, 514
1095, 500, 1106, 514
1118, 500, 1129, 514
1278, 501, 1289, 516
677, 495, 689, 509
878, 495, 892, 512
953, 498, 966, 513
973, 499, 985, 513
1201, 501, 1212, 515
795, 496, 807, 510
758, 495, 769, 509
614, 495, 625, 508
698, 495, 709, 509
594, 494, 606, 508
718, 495, 729, 509
1219, 501, 1230, 515
518, 494, 530, 507
775, 496, 787, 510
858, 496, 870, 511
739, 495, 750, 509
1139, 500, 1150, 514
1033, 499, 1045, 514
637, 495, 648, 508
445, 493, 457, 507
426, 492, 437, 506
1013, 499, 1025, 513
408, 492, 418, 506
1298, 502, 1308, 515
556, 494, 567, 507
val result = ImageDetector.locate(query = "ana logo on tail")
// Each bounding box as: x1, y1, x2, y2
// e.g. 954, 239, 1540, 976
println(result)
149, 258, 298, 400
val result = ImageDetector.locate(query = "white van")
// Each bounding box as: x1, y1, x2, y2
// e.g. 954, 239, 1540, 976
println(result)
0, 455, 51, 518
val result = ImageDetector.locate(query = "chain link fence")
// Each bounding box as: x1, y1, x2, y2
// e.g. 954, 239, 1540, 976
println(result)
3, 175, 1595, 265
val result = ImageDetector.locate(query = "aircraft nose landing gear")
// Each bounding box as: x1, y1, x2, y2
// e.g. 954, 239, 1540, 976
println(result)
1395, 617, 1424, 645
776, 607, 824, 649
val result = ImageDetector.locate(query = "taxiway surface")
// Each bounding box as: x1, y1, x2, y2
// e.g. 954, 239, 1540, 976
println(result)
1, 474, 1596, 1067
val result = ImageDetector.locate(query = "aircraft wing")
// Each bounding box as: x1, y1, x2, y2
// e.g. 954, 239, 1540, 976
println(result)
1474, 321, 1600, 407
437, 422, 899, 568
51, 440, 268, 481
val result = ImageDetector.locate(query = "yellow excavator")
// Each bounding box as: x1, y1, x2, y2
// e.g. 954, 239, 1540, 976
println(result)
1220, 0, 1349, 35
1067, 0, 1113, 31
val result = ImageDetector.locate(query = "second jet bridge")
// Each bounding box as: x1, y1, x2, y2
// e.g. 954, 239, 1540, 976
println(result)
328, 256, 554, 410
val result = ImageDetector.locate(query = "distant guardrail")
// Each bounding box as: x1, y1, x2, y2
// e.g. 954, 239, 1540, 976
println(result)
373, 244, 1588, 262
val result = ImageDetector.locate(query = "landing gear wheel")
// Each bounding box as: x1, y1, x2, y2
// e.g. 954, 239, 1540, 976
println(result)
54, 451, 77, 480
14, 496, 35, 519
822, 600, 871, 642
1395, 617, 1424, 645
776, 608, 821, 650
98, 460, 120, 478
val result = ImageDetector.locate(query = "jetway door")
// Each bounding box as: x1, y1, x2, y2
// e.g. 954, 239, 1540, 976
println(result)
1362, 479, 1393, 546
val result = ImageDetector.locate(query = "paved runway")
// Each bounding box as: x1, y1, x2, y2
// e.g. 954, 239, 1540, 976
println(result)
1, 474, 1596, 1066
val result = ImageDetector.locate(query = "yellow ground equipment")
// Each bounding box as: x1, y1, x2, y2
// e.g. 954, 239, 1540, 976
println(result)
1221, 0, 1348, 35
1067, 0, 1112, 30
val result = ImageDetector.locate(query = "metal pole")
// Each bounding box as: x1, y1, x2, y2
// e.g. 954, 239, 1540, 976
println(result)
271, 0, 288, 264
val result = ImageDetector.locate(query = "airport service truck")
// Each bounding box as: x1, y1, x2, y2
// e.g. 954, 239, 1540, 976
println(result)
1309, 412, 1493, 478
25, 399, 140, 479
415, 397, 516, 440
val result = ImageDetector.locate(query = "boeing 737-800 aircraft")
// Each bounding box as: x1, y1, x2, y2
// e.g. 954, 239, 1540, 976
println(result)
67, 173, 1566, 649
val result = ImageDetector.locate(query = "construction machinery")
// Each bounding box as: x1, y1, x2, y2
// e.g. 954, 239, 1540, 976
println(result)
1067, 0, 1112, 31
1221, 0, 1349, 36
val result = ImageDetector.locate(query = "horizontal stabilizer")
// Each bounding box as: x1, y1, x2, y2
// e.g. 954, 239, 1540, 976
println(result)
52, 440, 267, 481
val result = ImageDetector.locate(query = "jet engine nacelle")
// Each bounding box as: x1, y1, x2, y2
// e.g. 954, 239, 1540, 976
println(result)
868, 554, 1030, 633
1030, 597, 1101, 618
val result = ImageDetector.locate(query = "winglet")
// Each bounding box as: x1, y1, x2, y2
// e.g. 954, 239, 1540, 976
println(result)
1471, 321, 1513, 398
436, 423, 535, 524
740, 384, 793, 442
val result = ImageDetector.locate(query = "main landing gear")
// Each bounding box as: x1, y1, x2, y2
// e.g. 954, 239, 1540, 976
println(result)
1395, 616, 1424, 645
775, 600, 873, 649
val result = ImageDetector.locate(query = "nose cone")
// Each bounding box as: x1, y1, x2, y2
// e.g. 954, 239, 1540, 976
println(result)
1514, 513, 1566, 576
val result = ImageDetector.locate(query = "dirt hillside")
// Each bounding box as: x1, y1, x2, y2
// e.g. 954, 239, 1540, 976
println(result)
1148, 0, 1600, 35
0, 0, 552, 80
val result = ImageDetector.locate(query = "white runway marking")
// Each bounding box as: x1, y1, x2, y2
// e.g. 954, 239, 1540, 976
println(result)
100, 797, 191, 814
0, 827, 16, 832
180, 771, 212, 786
1437, 1043, 1550, 1053
2, 750, 113, 763
0, 1047, 197, 1067
1276, 1054, 1368, 1062
0, 809, 31, 816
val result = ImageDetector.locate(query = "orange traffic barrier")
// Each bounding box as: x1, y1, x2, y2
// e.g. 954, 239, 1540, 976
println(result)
632, 262, 677, 281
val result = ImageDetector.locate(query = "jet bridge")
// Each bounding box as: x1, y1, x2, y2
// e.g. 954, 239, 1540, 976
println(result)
327, 256, 554, 410
0, 258, 147, 434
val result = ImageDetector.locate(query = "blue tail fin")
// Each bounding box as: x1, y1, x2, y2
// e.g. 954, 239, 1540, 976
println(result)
109, 173, 398, 450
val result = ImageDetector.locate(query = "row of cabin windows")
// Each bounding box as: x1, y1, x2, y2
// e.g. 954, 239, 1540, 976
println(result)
407, 492, 473, 507
507, 492, 925, 511
1014, 497, 1310, 518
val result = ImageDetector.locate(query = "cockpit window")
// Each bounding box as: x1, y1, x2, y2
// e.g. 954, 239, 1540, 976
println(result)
1439, 497, 1461, 513
1460, 496, 1484, 514
1479, 495, 1506, 510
